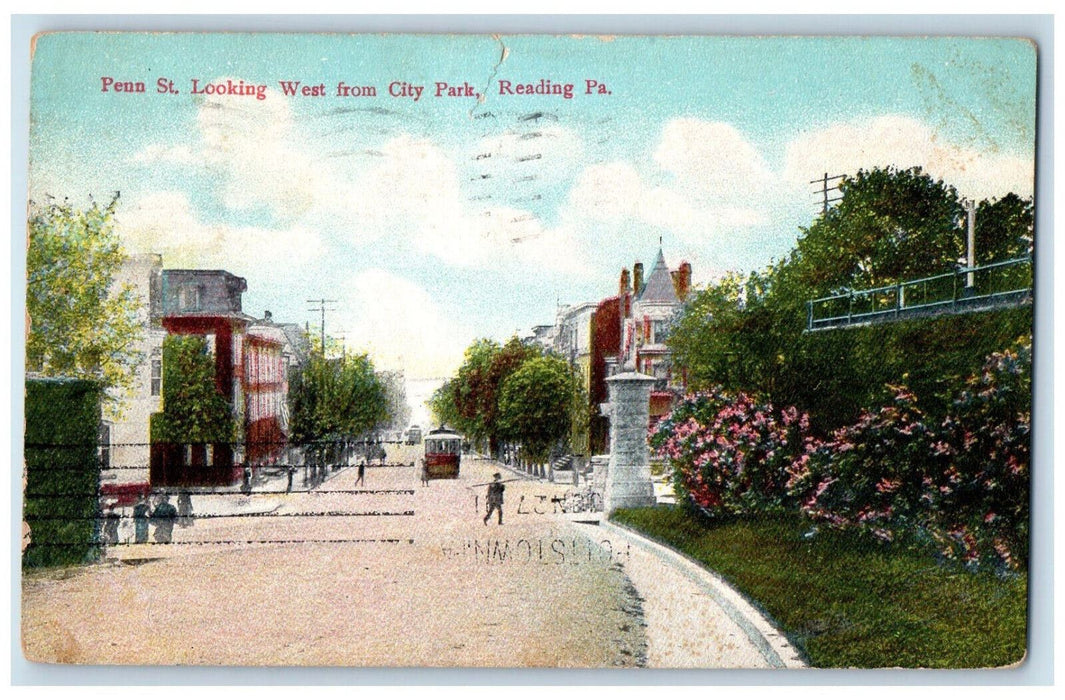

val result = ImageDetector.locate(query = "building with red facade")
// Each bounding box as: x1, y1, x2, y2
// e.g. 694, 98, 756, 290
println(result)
537, 247, 693, 457
151, 269, 291, 486
617, 249, 692, 425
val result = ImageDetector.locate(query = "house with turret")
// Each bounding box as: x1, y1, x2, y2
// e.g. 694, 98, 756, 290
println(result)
615, 248, 692, 425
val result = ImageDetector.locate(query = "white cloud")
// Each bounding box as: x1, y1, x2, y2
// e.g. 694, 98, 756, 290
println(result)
474, 125, 584, 181
654, 118, 775, 202
568, 159, 769, 246
336, 269, 471, 380
783, 115, 1034, 201
355, 135, 589, 275
568, 162, 643, 222
115, 190, 324, 271
133, 80, 370, 238
193, 89, 322, 219
567, 118, 776, 245
134, 83, 591, 275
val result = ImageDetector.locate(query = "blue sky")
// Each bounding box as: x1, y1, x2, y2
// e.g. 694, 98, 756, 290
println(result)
28, 33, 1036, 379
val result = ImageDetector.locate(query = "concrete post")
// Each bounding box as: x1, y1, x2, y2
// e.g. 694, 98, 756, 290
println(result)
603, 371, 657, 512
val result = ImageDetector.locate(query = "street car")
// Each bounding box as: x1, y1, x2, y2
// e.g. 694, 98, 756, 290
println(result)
423, 427, 462, 479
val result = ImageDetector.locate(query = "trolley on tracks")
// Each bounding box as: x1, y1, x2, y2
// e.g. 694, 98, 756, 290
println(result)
423, 427, 462, 479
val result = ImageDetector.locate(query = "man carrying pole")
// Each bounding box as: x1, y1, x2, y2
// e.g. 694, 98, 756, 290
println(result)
483, 473, 505, 526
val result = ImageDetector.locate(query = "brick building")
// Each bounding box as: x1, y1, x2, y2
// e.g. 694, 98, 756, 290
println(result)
534, 247, 693, 458
151, 269, 291, 486
618, 249, 692, 424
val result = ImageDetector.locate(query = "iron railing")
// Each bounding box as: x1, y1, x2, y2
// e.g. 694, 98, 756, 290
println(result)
806, 256, 1032, 331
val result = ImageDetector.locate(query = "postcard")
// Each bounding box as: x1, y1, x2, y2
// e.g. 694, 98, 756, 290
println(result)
20, 31, 1035, 669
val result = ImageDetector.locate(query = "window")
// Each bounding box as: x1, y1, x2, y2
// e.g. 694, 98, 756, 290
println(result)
99, 424, 111, 470
652, 319, 671, 344
180, 284, 201, 311
150, 350, 162, 396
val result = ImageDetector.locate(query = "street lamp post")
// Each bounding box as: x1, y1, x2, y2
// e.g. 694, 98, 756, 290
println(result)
962, 199, 977, 291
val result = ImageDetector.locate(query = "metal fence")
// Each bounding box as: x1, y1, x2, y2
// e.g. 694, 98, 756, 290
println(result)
806, 256, 1033, 331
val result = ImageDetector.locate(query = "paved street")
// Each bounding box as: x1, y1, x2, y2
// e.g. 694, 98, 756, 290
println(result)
22, 444, 783, 668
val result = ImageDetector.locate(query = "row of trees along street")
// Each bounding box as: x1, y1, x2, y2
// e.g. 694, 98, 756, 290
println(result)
288, 343, 392, 467
429, 337, 583, 477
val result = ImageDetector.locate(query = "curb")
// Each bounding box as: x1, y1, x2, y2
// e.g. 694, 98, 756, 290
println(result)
598, 519, 808, 669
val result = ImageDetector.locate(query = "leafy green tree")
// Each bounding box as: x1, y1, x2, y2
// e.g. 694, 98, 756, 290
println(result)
449, 338, 500, 446
289, 351, 389, 445
786, 167, 965, 294
436, 336, 542, 454
668, 270, 785, 394
497, 355, 578, 465
428, 379, 463, 430
975, 193, 1034, 262
152, 335, 234, 444
482, 337, 541, 453
668, 166, 1034, 434
26, 195, 143, 396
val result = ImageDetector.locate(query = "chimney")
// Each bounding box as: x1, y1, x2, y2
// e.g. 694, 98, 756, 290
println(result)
677, 262, 692, 300
633, 262, 644, 297
619, 267, 631, 297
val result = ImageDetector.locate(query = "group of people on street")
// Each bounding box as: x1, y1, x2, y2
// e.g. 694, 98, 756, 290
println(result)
101, 491, 194, 546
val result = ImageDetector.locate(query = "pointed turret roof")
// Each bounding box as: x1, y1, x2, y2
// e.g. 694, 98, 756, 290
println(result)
636, 248, 679, 303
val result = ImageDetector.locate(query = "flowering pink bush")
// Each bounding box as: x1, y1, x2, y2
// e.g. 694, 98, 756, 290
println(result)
933, 338, 1031, 569
786, 385, 944, 545
649, 389, 811, 518
791, 337, 1031, 570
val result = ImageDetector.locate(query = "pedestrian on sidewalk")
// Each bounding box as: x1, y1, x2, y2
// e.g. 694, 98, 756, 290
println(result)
420, 458, 429, 487
102, 502, 121, 545
132, 495, 151, 544
177, 492, 194, 528
151, 493, 179, 544
241, 466, 252, 495
483, 473, 505, 526
286, 465, 296, 493
355, 459, 366, 487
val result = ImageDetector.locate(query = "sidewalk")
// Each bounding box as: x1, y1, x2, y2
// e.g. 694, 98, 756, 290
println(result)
103, 461, 361, 561
593, 519, 807, 669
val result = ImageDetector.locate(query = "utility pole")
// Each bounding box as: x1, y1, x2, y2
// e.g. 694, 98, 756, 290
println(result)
306, 298, 337, 355
962, 198, 977, 290
811, 172, 845, 215
333, 330, 348, 361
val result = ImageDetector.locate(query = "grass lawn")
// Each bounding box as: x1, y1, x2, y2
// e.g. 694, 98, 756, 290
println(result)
612, 506, 1027, 669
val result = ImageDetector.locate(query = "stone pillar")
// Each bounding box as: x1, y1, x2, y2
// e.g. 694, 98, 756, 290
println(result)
603, 371, 657, 512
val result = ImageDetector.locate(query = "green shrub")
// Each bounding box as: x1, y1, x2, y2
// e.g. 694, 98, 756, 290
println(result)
23, 378, 103, 568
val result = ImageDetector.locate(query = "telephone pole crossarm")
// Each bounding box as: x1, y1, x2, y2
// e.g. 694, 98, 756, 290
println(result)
810, 172, 846, 215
